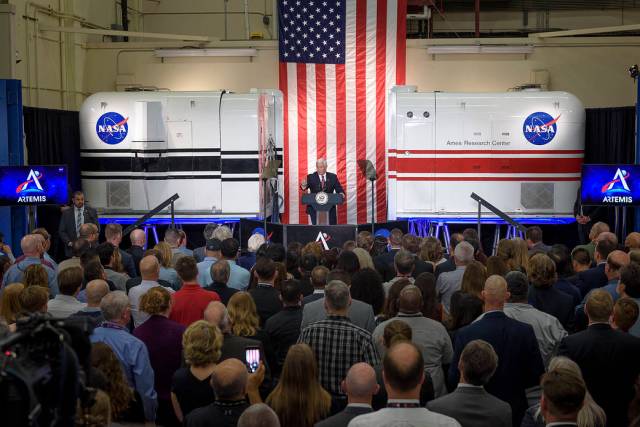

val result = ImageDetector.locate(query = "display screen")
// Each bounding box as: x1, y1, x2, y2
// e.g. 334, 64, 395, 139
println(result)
581, 164, 640, 207
0, 166, 68, 206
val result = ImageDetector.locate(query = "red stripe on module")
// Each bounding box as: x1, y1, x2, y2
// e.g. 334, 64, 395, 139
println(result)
355, 0, 368, 224
297, 63, 309, 224
392, 176, 580, 182
336, 65, 348, 224
316, 65, 327, 161
387, 149, 585, 155
395, 157, 583, 174
279, 62, 290, 224
395, 0, 407, 85
375, 0, 387, 222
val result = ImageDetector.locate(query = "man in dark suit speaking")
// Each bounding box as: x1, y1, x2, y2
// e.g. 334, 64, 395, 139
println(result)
301, 158, 345, 225
59, 191, 99, 257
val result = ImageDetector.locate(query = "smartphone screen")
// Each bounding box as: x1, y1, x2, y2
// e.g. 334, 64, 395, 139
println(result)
245, 346, 260, 373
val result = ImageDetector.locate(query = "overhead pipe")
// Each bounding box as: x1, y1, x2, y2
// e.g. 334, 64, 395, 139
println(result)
475, 0, 480, 38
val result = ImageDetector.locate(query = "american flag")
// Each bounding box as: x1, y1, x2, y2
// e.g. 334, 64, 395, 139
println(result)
279, 0, 407, 224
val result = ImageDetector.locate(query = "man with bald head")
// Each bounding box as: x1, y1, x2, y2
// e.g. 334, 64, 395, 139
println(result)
185, 358, 263, 427
238, 404, 280, 427
625, 232, 640, 251
128, 228, 146, 276
3, 234, 58, 295
316, 363, 378, 427
373, 285, 452, 397
349, 342, 459, 427
70, 279, 109, 324
128, 255, 175, 327
448, 275, 544, 426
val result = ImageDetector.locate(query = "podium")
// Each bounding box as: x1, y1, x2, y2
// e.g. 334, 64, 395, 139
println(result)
302, 192, 344, 225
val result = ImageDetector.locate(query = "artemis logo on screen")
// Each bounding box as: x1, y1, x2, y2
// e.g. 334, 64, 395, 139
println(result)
601, 168, 632, 203
15, 169, 47, 203
523, 112, 561, 145
96, 112, 129, 145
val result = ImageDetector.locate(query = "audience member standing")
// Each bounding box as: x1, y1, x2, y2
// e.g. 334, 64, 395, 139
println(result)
3, 235, 58, 295
155, 242, 181, 290
303, 265, 330, 304
104, 223, 137, 278
238, 232, 266, 271
539, 367, 587, 427
0, 283, 24, 324
170, 257, 220, 327
69, 279, 108, 324
90, 291, 157, 422
373, 285, 452, 397
129, 255, 175, 327
267, 343, 331, 427
527, 254, 575, 331
617, 262, 640, 336
47, 266, 86, 318
193, 223, 219, 262
227, 291, 274, 366
382, 250, 415, 295
97, 243, 129, 291
349, 342, 460, 427
204, 260, 239, 305
248, 257, 283, 325
197, 239, 222, 287
503, 271, 567, 367
299, 281, 380, 408
185, 358, 260, 427
436, 241, 475, 315
265, 280, 304, 377
559, 289, 640, 426
171, 320, 223, 422
127, 229, 146, 276
577, 235, 617, 297
134, 287, 185, 427
238, 404, 281, 427
221, 238, 251, 290
427, 340, 511, 427
315, 363, 377, 427
526, 226, 551, 255
57, 238, 89, 274
373, 228, 403, 282
449, 275, 544, 426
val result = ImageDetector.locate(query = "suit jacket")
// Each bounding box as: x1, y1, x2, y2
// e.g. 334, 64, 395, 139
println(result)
528, 285, 575, 332
373, 249, 400, 282
303, 292, 324, 305
58, 205, 99, 254
301, 297, 376, 332
426, 386, 512, 427
119, 248, 137, 278
414, 258, 434, 278
127, 245, 144, 277
314, 405, 372, 427
449, 311, 544, 426
576, 263, 607, 298
435, 258, 456, 278
558, 324, 640, 427
305, 172, 344, 215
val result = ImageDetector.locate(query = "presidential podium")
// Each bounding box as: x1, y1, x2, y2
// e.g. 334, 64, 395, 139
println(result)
302, 192, 344, 225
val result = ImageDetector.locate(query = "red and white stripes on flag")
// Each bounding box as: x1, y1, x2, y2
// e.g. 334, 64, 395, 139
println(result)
279, 0, 407, 224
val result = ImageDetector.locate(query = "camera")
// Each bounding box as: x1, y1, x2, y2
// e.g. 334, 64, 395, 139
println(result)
0, 314, 95, 427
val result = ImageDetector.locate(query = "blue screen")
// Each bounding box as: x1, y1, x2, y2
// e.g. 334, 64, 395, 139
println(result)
0, 166, 68, 206
581, 164, 640, 207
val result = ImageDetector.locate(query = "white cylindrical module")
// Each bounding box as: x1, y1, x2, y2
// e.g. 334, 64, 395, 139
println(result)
387, 88, 586, 219
79, 90, 283, 217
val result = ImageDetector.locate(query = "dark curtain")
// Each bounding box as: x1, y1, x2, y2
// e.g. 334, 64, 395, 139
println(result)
584, 106, 637, 234
23, 107, 81, 261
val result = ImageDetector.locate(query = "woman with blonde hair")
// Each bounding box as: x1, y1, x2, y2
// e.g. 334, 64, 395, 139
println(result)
266, 343, 331, 427
496, 239, 519, 272
460, 261, 488, 298
522, 356, 606, 427
91, 342, 144, 423
153, 242, 181, 290
227, 292, 272, 360
352, 247, 375, 270
23, 264, 48, 289
0, 283, 24, 323
171, 320, 224, 421
419, 237, 447, 267
512, 238, 530, 273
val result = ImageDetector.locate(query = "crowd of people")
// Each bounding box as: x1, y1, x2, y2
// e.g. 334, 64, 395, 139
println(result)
1, 218, 640, 427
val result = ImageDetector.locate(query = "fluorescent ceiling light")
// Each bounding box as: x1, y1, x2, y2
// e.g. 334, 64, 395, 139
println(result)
426, 45, 534, 55
154, 48, 258, 58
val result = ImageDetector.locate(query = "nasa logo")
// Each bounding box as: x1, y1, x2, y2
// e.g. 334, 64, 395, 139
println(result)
96, 112, 129, 145
601, 168, 633, 203
523, 112, 561, 145
15, 169, 47, 203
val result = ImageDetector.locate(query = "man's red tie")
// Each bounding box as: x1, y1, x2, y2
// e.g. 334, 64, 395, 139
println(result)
321, 175, 325, 190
